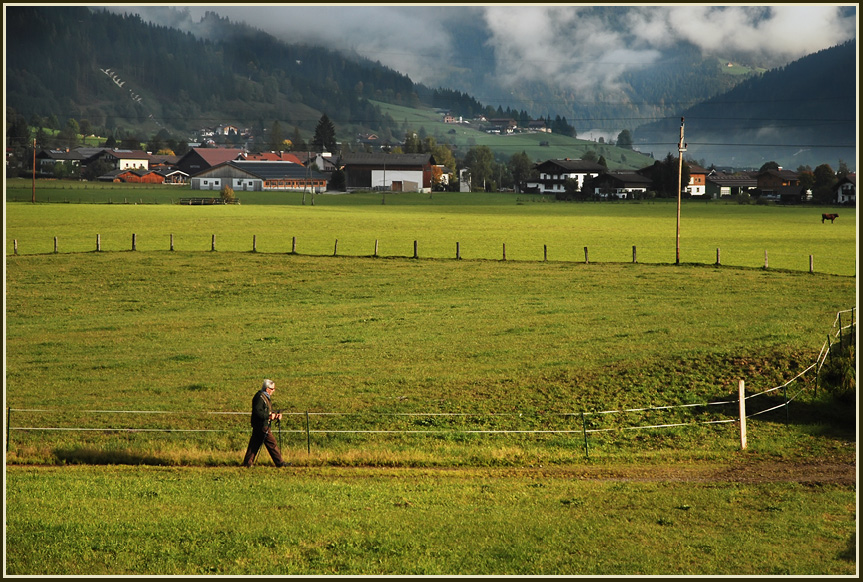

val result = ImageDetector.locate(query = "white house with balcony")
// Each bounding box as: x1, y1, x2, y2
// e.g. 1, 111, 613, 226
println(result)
526, 158, 607, 194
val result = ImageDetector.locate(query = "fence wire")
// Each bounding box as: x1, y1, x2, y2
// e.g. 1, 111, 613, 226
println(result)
6, 309, 855, 451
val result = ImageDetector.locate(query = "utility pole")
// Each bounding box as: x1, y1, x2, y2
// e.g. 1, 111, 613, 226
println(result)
675, 117, 686, 265
32, 138, 36, 203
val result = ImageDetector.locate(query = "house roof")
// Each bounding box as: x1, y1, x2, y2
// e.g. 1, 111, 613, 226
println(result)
340, 153, 436, 168
190, 147, 246, 166
36, 149, 88, 161
706, 172, 757, 187
535, 158, 607, 173
195, 161, 326, 180
591, 171, 652, 187
102, 149, 151, 160
757, 169, 799, 180
243, 151, 304, 164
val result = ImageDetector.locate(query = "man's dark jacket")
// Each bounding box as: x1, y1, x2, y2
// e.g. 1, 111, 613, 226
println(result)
250, 389, 273, 431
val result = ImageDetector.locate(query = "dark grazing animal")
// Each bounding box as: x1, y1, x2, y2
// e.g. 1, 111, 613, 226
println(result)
822, 213, 839, 223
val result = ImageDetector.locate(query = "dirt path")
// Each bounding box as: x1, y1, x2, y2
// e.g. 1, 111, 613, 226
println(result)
534, 459, 857, 485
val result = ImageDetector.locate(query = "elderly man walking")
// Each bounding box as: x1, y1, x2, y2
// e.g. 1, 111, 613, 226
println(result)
242, 379, 287, 467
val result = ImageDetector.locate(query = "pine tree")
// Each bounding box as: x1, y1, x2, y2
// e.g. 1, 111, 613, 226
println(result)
312, 114, 336, 153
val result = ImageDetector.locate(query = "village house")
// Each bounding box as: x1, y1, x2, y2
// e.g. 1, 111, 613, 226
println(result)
83, 148, 152, 171
832, 174, 856, 204
685, 164, 708, 197
35, 148, 89, 174
585, 170, 653, 199
755, 168, 800, 199
705, 171, 758, 199
526, 158, 607, 195
340, 152, 436, 192
190, 160, 327, 193
485, 119, 517, 134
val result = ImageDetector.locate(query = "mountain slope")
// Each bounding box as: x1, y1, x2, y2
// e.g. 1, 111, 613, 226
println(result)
632, 40, 856, 170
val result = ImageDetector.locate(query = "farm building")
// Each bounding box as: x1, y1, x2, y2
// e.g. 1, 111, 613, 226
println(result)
190, 160, 327, 192
115, 169, 165, 184
340, 153, 436, 192
175, 147, 245, 177
526, 159, 606, 195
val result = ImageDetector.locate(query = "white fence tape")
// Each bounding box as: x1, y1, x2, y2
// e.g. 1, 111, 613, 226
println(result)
7, 309, 855, 442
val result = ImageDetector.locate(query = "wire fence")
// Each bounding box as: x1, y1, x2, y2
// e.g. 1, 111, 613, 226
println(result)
5, 309, 855, 457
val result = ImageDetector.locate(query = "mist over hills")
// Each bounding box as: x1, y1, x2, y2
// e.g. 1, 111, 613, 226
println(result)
4, 5, 856, 171
633, 40, 857, 171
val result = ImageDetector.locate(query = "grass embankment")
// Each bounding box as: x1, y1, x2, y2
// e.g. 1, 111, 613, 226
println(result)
5, 252, 855, 466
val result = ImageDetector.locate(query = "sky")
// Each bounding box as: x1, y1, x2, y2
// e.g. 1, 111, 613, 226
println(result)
118, 4, 858, 97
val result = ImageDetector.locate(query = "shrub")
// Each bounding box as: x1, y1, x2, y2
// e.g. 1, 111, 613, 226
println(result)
820, 342, 855, 404
220, 185, 235, 203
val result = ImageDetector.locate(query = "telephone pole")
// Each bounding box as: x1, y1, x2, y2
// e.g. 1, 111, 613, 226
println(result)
676, 117, 686, 265
32, 138, 36, 203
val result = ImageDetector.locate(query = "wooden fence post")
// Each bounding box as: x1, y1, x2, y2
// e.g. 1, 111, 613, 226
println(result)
96, 235, 101, 252
132, 233, 137, 251
252, 235, 257, 253
632, 245, 637, 263
543, 244, 547, 262
211, 234, 216, 252
502, 243, 507, 261
374, 240, 379, 258
170, 234, 174, 251
456, 242, 461, 260
716, 248, 720, 266
13, 240, 18, 255
53, 237, 58, 254
738, 379, 747, 450
305, 411, 311, 454
413, 240, 418, 259
581, 412, 589, 459
809, 255, 814, 273
764, 250, 768, 269
292, 236, 297, 254
584, 246, 589, 264
334, 239, 338, 256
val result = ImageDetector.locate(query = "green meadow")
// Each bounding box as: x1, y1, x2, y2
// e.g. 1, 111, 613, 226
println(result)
4, 188, 857, 575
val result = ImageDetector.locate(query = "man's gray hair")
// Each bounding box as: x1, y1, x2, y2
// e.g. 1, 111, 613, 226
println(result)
262, 379, 275, 391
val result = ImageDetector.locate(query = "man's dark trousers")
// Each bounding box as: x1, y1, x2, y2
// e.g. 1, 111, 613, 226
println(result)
242, 425, 284, 467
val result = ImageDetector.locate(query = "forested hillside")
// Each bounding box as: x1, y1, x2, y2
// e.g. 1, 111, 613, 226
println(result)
4, 7, 413, 143
633, 40, 856, 170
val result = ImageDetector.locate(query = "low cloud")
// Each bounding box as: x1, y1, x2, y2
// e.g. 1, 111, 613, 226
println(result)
114, 5, 856, 97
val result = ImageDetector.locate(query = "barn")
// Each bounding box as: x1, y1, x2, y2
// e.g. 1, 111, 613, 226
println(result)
340, 153, 436, 192
190, 161, 327, 192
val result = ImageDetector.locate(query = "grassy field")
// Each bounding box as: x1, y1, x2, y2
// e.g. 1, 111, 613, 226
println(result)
5, 465, 855, 575
5, 184, 857, 276
3, 192, 857, 575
